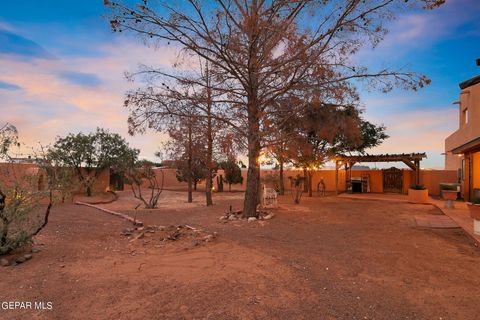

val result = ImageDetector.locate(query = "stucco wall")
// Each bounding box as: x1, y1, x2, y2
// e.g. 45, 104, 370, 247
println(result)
146, 168, 457, 197
0, 163, 110, 194
445, 82, 480, 170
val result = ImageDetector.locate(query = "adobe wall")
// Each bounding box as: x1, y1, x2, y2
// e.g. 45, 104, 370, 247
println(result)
0, 163, 110, 194
133, 167, 458, 197
445, 82, 480, 170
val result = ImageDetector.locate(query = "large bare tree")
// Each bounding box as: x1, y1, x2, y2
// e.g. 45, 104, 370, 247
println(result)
107, 0, 443, 217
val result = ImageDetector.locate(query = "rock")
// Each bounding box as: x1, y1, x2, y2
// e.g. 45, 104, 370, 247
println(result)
15, 256, 26, 264
248, 217, 257, 222
228, 215, 237, 221
24, 254, 32, 260
263, 214, 273, 220
31, 248, 40, 253
0, 258, 9, 267
219, 216, 227, 220
122, 228, 133, 236
203, 235, 214, 242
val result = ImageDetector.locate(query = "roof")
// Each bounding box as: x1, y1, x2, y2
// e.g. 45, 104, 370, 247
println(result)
450, 136, 480, 154
459, 75, 480, 90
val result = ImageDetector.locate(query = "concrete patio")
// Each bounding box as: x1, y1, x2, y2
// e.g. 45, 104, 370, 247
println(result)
338, 193, 480, 246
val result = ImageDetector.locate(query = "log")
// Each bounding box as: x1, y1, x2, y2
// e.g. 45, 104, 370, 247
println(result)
75, 201, 143, 226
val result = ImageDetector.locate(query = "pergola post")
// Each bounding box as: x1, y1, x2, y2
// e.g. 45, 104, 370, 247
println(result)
415, 159, 420, 185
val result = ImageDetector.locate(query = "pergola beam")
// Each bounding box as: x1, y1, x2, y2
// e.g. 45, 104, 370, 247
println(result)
334, 153, 427, 195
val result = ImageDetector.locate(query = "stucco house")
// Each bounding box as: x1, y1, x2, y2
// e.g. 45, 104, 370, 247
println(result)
445, 60, 480, 201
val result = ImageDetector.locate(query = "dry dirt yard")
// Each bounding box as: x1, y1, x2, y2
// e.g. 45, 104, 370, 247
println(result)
1, 190, 480, 320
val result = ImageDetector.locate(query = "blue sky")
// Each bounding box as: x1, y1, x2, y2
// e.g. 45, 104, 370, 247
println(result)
0, 0, 479, 168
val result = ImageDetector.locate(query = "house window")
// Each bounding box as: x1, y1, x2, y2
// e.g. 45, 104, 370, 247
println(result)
463, 108, 469, 124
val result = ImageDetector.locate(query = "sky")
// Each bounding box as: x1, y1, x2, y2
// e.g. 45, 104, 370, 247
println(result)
0, 0, 479, 169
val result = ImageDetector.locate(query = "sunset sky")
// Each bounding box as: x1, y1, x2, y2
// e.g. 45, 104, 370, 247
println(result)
1, 0, 479, 169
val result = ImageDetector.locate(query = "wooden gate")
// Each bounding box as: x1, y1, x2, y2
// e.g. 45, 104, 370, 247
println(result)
383, 167, 403, 193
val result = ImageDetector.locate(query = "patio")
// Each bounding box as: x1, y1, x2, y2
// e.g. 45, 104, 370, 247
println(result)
339, 192, 480, 245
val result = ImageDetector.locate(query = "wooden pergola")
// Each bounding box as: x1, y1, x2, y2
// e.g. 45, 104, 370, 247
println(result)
333, 153, 427, 195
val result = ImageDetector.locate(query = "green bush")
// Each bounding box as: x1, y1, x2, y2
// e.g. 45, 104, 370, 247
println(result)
410, 184, 426, 190
439, 184, 457, 191
471, 197, 480, 205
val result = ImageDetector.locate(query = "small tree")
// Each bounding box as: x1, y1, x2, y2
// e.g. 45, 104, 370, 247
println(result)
175, 158, 207, 192
125, 161, 164, 209
219, 159, 243, 192
0, 125, 70, 255
288, 175, 306, 204
49, 128, 139, 196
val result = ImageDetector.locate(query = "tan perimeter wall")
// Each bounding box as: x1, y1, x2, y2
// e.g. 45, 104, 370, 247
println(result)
150, 168, 458, 197
0, 163, 110, 194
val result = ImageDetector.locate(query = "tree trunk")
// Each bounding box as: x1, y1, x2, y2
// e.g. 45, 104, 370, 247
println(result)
204, 79, 213, 206
303, 168, 308, 192
187, 122, 193, 203
193, 181, 197, 191
0, 190, 8, 248
217, 175, 224, 192
86, 185, 92, 197
243, 11, 261, 218
243, 116, 261, 218
279, 159, 285, 195
308, 171, 313, 197
0, 217, 8, 248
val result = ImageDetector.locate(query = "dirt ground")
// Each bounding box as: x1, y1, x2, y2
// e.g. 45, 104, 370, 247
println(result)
1, 190, 480, 319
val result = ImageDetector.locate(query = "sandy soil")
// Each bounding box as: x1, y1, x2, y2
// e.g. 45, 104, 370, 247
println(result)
1, 190, 480, 319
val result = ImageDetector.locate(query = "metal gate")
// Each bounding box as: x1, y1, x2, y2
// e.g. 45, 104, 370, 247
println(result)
383, 167, 403, 193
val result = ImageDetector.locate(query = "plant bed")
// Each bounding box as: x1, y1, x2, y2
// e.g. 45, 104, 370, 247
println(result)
408, 185, 429, 204
467, 199, 480, 235
468, 204, 480, 219
442, 190, 458, 209
442, 190, 458, 200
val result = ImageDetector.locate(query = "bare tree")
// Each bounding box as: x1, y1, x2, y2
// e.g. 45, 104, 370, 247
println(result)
126, 162, 164, 209
127, 59, 242, 205
107, 0, 443, 217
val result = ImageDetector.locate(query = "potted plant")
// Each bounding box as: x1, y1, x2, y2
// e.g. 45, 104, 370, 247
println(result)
440, 184, 458, 209
467, 198, 480, 235
408, 184, 429, 204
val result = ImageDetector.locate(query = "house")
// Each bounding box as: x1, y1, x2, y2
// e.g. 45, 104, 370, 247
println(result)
445, 60, 480, 201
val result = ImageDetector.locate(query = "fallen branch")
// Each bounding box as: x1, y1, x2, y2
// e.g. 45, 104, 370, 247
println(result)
75, 201, 143, 226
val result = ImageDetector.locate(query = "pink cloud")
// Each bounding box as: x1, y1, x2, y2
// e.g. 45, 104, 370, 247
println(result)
0, 39, 180, 160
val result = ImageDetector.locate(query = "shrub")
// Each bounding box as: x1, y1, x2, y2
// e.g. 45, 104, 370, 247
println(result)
439, 183, 457, 191
261, 173, 280, 191
471, 197, 480, 205
410, 184, 426, 190
125, 162, 164, 209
